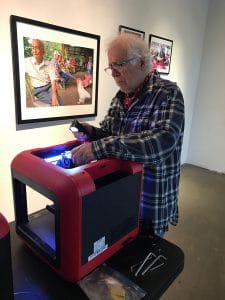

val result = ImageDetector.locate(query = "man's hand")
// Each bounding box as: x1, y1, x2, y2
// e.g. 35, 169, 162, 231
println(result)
71, 122, 93, 142
71, 143, 96, 166
51, 94, 59, 106
51, 80, 60, 106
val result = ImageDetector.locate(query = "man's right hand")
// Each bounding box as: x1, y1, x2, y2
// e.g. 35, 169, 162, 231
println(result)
51, 94, 59, 106
71, 122, 93, 142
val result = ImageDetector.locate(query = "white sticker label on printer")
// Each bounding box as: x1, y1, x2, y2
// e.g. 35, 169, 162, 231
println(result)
88, 236, 108, 262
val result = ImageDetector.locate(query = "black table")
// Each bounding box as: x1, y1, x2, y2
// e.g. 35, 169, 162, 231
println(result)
10, 223, 184, 300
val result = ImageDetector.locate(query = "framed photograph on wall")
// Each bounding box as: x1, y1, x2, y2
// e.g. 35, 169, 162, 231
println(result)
149, 34, 173, 74
10, 15, 100, 124
119, 25, 145, 39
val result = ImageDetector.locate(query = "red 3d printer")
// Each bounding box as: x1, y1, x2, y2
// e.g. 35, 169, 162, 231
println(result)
11, 140, 143, 282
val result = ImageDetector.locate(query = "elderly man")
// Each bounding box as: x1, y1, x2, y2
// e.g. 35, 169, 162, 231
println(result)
25, 39, 64, 106
70, 33, 185, 238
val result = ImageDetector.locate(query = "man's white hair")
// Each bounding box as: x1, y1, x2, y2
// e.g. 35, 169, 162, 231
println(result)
106, 33, 151, 72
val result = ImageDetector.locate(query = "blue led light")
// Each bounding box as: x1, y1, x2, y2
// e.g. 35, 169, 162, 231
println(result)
44, 151, 74, 168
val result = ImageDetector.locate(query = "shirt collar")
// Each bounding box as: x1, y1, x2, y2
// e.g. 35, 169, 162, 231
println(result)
31, 56, 45, 66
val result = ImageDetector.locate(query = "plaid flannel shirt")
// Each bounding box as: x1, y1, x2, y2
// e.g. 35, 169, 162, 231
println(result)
91, 71, 185, 234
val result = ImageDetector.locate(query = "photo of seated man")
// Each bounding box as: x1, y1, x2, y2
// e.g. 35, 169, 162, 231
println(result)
25, 39, 64, 107
24, 38, 94, 107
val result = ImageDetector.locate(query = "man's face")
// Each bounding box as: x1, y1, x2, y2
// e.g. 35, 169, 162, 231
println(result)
107, 47, 144, 93
31, 40, 44, 63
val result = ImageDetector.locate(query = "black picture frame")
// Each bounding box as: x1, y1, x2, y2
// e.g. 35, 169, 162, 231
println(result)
149, 34, 173, 75
119, 25, 145, 39
10, 15, 100, 124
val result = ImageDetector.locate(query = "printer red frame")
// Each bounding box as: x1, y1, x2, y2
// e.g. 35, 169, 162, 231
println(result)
11, 140, 143, 282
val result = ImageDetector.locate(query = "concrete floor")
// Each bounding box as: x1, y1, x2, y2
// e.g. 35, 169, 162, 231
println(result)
161, 164, 225, 300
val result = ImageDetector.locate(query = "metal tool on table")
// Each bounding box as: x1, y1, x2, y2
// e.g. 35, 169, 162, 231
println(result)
131, 251, 167, 277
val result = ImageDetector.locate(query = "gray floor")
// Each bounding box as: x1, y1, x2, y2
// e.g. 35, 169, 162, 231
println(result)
161, 164, 225, 300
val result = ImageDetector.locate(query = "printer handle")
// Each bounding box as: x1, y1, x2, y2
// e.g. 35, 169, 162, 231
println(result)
84, 159, 143, 180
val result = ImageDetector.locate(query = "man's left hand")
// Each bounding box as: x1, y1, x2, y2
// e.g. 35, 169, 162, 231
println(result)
71, 143, 96, 166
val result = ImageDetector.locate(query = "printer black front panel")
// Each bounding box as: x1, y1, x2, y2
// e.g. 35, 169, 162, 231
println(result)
81, 172, 142, 264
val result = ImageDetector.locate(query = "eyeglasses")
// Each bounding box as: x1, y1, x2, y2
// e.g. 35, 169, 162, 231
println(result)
104, 57, 136, 76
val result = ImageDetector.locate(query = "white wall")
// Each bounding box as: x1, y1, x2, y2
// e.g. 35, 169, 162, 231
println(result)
0, 0, 209, 221
187, 0, 225, 173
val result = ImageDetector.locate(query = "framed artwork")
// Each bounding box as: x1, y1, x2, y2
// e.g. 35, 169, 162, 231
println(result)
119, 25, 145, 39
149, 34, 173, 74
10, 15, 100, 124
